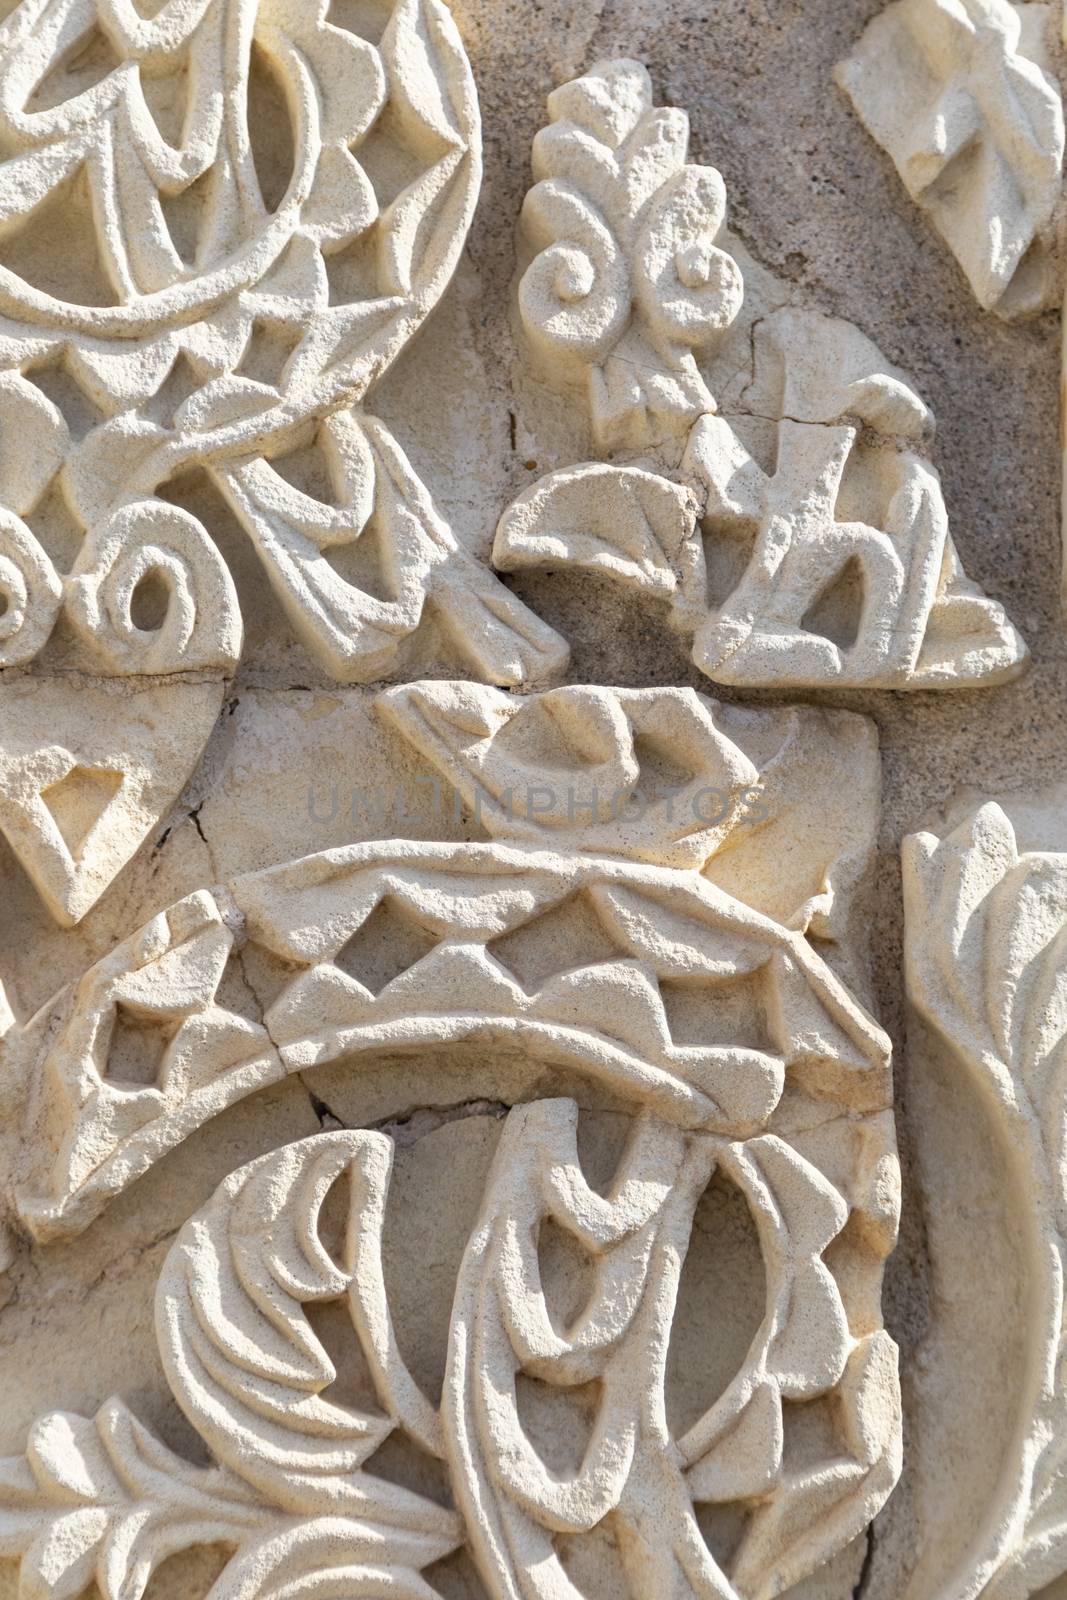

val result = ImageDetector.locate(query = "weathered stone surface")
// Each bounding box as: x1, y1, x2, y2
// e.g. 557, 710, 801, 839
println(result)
0, 0, 1063, 1597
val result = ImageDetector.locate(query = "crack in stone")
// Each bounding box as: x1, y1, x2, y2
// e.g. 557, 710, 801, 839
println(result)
304, 1085, 349, 1130
370, 1099, 510, 1147
297, 1083, 510, 1143
186, 802, 208, 849
72, 1223, 183, 1307
853, 1524, 876, 1599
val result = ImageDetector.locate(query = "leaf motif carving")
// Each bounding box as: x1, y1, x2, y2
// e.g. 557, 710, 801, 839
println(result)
493, 300, 1027, 692
155, 1131, 453, 1520
493, 462, 700, 597
903, 805, 1067, 1597
0, 1132, 462, 1600
215, 412, 568, 685
837, 0, 1065, 316
518, 59, 743, 451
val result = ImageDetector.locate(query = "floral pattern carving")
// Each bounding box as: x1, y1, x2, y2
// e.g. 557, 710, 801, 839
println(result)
836, 0, 1065, 318
496, 299, 1027, 689
375, 680, 881, 938
0, 0, 477, 410
0, 1097, 900, 1599
448, 1097, 900, 1600
518, 57, 743, 452
904, 804, 1067, 1598
3, 835, 891, 1240
0, 25, 928, 1600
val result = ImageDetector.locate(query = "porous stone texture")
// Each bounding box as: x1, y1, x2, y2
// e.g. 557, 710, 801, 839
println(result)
0, 1, 1063, 1598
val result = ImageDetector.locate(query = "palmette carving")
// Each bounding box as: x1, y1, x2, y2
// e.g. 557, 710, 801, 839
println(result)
376, 679, 764, 868
497, 299, 1027, 688
518, 58, 743, 452
836, 0, 1065, 317
904, 804, 1067, 1597
0, 1096, 900, 1600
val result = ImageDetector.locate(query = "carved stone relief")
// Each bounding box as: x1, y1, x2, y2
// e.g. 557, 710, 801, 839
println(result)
0, 2, 1062, 1599
491, 60, 1029, 691
903, 798, 1067, 1598
838, 0, 1067, 641
0, 676, 901, 1596
837, 0, 1065, 318
0, 1100, 900, 1600
0, 0, 567, 927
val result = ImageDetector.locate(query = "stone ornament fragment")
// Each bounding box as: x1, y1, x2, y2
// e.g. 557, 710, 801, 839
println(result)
679, 309, 1026, 688
0, 1099, 900, 1600
498, 76, 1028, 693
904, 803, 1067, 1597
4, 837, 892, 1240
0, 0, 567, 927
0, 675, 229, 924
376, 680, 883, 945
0, 682, 885, 1240
836, 0, 1065, 317
517, 57, 744, 453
